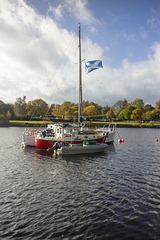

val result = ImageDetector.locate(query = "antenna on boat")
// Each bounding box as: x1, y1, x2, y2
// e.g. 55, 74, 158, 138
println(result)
78, 23, 82, 124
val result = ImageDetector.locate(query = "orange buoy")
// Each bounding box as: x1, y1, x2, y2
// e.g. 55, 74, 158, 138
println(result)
155, 139, 158, 142
122, 139, 125, 142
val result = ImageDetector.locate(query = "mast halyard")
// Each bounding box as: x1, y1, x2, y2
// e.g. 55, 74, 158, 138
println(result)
78, 23, 82, 124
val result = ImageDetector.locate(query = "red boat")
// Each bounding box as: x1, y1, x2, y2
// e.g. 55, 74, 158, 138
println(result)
35, 123, 108, 150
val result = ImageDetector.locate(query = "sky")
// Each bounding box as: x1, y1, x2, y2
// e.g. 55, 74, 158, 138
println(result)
1, 0, 160, 107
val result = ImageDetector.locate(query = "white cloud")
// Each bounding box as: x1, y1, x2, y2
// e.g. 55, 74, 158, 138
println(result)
147, 6, 160, 29
48, 4, 63, 19
48, 0, 100, 27
0, 0, 160, 107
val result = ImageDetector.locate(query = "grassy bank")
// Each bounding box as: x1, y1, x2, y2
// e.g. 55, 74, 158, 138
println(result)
0, 120, 10, 127
89, 121, 160, 128
4, 120, 160, 128
8, 120, 53, 127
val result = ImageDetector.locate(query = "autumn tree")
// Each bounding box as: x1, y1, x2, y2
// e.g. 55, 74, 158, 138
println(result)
89, 102, 102, 113
58, 103, 71, 117
6, 110, 12, 119
71, 105, 78, 116
106, 110, 115, 121
83, 105, 100, 117
26, 99, 49, 116
51, 104, 61, 116
130, 108, 143, 121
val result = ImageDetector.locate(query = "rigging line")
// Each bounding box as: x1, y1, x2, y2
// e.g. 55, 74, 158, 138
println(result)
47, 33, 77, 106
86, 65, 112, 107
97, 79, 112, 106
24, 33, 77, 128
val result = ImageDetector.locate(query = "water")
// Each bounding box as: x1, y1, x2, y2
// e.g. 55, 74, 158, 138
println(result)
0, 127, 160, 240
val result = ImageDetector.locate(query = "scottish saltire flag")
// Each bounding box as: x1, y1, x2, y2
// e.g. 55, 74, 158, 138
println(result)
85, 60, 103, 73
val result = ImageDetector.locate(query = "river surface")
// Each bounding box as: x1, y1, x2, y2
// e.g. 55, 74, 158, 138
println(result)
0, 127, 160, 240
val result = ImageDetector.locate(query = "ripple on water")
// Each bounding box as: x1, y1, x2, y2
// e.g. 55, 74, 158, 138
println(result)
0, 128, 160, 239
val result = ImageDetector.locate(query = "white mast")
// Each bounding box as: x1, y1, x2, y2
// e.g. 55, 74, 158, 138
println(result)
78, 23, 82, 124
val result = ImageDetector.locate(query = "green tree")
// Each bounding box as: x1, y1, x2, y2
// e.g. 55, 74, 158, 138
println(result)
0, 100, 4, 105
82, 100, 90, 109
131, 98, 144, 109
150, 109, 160, 121
14, 96, 27, 117
102, 105, 110, 115
63, 101, 74, 107
0, 103, 14, 117
144, 104, 154, 112
146, 111, 152, 121
123, 98, 129, 108
155, 100, 160, 109
112, 100, 124, 117
118, 105, 135, 120
26, 99, 49, 116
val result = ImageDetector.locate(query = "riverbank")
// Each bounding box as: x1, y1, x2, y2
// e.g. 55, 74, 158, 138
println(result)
0, 120, 160, 128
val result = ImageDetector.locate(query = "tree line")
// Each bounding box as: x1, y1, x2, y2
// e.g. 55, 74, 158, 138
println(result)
1, 96, 160, 121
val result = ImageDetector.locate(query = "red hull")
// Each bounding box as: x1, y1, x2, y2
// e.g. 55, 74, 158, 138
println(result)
35, 136, 106, 150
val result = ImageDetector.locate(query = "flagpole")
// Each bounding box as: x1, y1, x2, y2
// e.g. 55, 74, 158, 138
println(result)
78, 23, 82, 124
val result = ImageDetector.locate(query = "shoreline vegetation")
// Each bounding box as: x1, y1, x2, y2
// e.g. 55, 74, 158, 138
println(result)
1, 120, 160, 128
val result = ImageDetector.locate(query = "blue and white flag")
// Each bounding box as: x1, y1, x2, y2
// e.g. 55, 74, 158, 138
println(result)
85, 60, 103, 73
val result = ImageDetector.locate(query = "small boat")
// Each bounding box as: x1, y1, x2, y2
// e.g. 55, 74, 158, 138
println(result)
51, 141, 108, 155
22, 129, 38, 148
22, 124, 55, 148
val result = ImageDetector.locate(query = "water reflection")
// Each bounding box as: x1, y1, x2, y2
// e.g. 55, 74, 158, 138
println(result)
0, 127, 160, 239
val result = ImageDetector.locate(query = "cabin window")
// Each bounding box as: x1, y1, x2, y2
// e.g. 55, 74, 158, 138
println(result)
84, 136, 88, 138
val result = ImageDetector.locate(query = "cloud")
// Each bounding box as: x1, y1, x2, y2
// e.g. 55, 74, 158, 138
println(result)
0, 0, 160, 107
48, 0, 100, 27
0, 0, 79, 103
48, 4, 63, 19
147, 6, 160, 29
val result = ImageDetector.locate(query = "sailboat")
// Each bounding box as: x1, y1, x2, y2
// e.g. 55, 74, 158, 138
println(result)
35, 24, 116, 151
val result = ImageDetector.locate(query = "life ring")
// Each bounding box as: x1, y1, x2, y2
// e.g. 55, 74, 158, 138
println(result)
80, 122, 85, 128
34, 131, 38, 137
31, 130, 35, 135
27, 129, 32, 135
